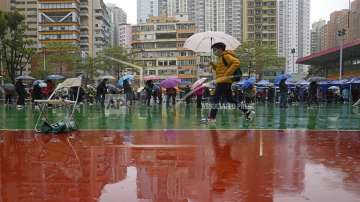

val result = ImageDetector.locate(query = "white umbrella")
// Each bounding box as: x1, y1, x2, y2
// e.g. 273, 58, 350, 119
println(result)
328, 86, 340, 90
191, 78, 207, 90
98, 75, 115, 80
184, 31, 241, 53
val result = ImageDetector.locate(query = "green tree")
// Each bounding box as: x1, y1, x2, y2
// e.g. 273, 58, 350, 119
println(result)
235, 41, 285, 79
44, 42, 81, 75
0, 11, 35, 83
96, 46, 132, 79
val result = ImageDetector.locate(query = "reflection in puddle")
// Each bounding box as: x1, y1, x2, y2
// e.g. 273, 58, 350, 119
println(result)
0, 130, 360, 202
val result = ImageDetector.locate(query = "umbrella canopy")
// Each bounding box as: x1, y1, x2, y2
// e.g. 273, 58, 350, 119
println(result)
160, 78, 181, 88
117, 74, 134, 87
46, 74, 65, 81
2, 83, 15, 92
348, 78, 360, 84
137, 87, 145, 93
98, 75, 115, 80
16, 75, 35, 80
308, 76, 327, 82
242, 77, 256, 89
330, 80, 348, 85
184, 31, 241, 53
33, 80, 47, 88
191, 78, 207, 90
296, 80, 310, 86
328, 86, 340, 90
256, 80, 273, 87
106, 84, 120, 93
144, 75, 161, 81
274, 74, 291, 85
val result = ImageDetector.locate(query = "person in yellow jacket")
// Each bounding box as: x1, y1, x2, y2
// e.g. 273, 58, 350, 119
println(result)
202, 42, 255, 123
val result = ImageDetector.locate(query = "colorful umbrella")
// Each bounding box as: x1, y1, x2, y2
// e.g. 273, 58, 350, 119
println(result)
98, 75, 115, 80
242, 77, 256, 89
117, 74, 134, 87
160, 78, 181, 88
191, 78, 207, 90
144, 75, 160, 81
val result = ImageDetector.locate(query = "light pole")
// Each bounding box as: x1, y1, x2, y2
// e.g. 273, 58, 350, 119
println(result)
43, 47, 46, 71
338, 29, 346, 80
291, 48, 296, 74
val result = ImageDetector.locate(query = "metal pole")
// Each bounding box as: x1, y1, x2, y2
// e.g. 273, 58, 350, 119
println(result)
43, 48, 46, 71
339, 39, 343, 80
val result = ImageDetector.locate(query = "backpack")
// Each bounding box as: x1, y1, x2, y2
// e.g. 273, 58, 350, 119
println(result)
222, 56, 242, 82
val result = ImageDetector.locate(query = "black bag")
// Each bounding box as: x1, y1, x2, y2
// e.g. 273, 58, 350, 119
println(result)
222, 56, 242, 82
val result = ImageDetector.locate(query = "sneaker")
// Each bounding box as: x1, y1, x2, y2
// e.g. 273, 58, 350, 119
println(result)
245, 111, 255, 121
200, 118, 216, 124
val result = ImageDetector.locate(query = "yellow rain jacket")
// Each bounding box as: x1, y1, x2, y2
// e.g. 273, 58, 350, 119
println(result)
212, 50, 241, 84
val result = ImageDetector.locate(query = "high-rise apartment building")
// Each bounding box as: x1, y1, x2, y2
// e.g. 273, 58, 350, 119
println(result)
107, 4, 127, 47
277, 0, 310, 74
243, 0, 277, 46
324, 10, 349, 50
137, 0, 159, 23
38, 0, 80, 48
0, 0, 10, 11
349, 0, 360, 41
132, 17, 197, 83
189, 0, 243, 41
311, 20, 326, 54
10, 0, 38, 47
79, 0, 111, 57
119, 23, 132, 49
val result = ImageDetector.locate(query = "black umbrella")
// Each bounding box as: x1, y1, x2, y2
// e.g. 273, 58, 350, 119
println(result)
16, 75, 35, 80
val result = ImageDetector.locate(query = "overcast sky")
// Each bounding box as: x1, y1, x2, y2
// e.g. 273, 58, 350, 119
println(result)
104, 0, 351, 25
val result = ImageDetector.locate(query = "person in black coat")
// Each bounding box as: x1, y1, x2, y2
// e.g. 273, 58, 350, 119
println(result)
145, 80, 154, 106
279, 79, 288, 108
96, 79, 107, 106
32, 84, 43, 103
15, 79, 27, 108
123, 79, 133, 106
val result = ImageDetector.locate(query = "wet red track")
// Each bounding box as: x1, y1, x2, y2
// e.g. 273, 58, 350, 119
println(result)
0, 130, 360, 202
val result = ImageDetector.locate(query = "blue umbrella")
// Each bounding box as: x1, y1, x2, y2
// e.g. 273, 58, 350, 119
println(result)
46, 74, 65, 81
33, 80, 46, 86
242, 77, 256, 89
274, 74, 291, 85
256, 80, 272, 86
117, 75, 134, 87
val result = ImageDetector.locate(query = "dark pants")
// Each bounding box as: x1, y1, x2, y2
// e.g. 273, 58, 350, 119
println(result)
17, 95, 25, 106
196, 95, 202, 108
209, 83, 248, 119
146, 91, 152, 106
280, 92, 287, 108
166, 93, 176, 106
5, 94, 12, 104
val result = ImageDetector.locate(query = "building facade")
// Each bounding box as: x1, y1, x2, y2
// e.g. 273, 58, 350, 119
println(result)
107, 4, 127, 47
10, 0, 38, 47
243, 0, 277, 46
277, 0, 310, 74
311, 20, 326, 54
0, 0, 10, 11
132, 17, 197, 83
119, 23, 132, 49
38, 0, 80, 48
189, 0, 243, 41
79, 0, 111, 57
137, 0, 159, 24
323, 10, 349, 50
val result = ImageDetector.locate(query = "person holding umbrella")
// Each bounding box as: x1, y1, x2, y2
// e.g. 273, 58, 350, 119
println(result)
166, 87, 177, 107
15, 79, 27, 109
96, 79, 108, 106
204, 42, 254, 123
145, 80, 154, 106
